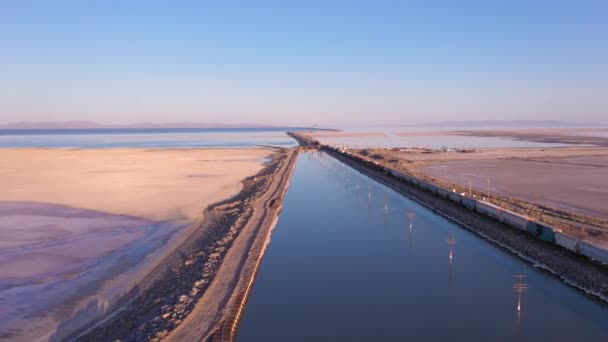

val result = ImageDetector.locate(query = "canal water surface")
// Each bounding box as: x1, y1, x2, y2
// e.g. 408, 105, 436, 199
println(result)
237, 151, 608, 341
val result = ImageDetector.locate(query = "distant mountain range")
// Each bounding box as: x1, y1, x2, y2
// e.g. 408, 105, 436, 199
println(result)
0, 121, 280, 129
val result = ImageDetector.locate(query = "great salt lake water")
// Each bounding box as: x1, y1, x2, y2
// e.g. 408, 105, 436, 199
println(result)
237, 151, 608, 341
317, 133, 570, 149
0, 127, 303, 148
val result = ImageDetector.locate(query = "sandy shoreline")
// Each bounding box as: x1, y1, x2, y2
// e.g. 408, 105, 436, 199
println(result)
0, 148, 271, 341
72, 148, 298, 341
169, 148, 298, 341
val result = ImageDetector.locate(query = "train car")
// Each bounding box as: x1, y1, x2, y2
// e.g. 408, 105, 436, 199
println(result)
525, 221, 540, 237
501, 210, 531, 231
448, 192, 462, 204
436, 187, 449, 198
475, 200, 501, 220
535, 223, 559, 243
354, 156, 367, 164
402, 174, 413, 183
460, 197, 476, 210
554, 232, 579, 253
579, 240, 608, 265
426, 184, 438, 194
418, 181, 430, 191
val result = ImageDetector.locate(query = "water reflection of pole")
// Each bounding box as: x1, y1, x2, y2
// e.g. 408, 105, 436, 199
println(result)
384, 193, 389, 213
408, 208, 415, 250
513, 275, 527, 315
368, 184, 372, 210
408, 208, 415, 231
513, 274, 527, 341
447, 232, 456, 283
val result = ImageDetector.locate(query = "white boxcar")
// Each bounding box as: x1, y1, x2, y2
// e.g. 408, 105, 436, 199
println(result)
436, 187, 449, 198
460, 197, 476, 209
475, 201, 501, 219
448, 192, 462, 203
554, 232, 579, 253
579, 240, 608, 265
419, 181, 431, 191
501, 210, 530, 231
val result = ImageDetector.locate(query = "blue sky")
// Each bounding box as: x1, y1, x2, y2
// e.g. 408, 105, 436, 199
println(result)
1, 1, 607, 126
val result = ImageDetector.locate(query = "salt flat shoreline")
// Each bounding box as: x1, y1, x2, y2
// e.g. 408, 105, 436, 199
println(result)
446, 129, 608, 146
0, 148, 272, 341
71, 148, 298, 341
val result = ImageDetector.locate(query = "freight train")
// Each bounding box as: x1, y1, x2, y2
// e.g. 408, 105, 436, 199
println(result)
324, 145, 608, 266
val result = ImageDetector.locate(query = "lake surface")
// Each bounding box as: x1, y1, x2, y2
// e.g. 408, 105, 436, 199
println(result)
0, 127, 303, 148
318, 133, 570, 149
237, 151, 608, 341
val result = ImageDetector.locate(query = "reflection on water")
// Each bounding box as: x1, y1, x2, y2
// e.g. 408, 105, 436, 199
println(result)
237, 151, 608, 341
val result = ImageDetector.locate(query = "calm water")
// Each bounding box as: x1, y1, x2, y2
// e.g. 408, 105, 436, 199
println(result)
0, 127, 304, 148
237, 151, 608, 341
319, 133, 570, 149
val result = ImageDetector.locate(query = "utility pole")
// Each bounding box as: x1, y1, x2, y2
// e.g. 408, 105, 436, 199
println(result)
469, 178, 472, 197
487, 179, 491, 199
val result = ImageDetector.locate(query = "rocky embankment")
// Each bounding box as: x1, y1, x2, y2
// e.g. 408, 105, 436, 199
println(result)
70, 149, 295, 342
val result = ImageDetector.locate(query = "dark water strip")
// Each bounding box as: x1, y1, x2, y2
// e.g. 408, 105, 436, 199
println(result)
237, 151, 608, 341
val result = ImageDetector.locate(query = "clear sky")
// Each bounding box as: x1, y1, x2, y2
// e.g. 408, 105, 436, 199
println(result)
1, 1, 607, 126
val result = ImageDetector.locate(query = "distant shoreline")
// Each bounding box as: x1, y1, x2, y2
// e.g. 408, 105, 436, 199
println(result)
71, 148, 298, 341
0, 126, 335, 133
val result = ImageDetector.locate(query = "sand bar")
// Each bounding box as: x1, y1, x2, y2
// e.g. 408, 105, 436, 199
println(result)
0, 148, 270, 341
74, 148, 298, 341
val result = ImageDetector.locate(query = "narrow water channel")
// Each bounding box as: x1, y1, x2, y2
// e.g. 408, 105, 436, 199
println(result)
237, 151, 608, 341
